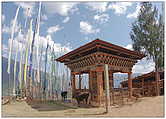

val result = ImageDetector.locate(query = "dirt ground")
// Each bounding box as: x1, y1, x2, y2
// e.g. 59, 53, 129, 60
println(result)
2, 96, 164, 117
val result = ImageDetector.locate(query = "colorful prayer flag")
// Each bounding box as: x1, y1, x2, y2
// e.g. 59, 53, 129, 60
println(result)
7, 6, 20, 74
24, 19, 33, 85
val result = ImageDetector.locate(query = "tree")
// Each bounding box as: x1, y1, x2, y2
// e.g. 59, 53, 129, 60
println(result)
130, 2, 164, 95
130, 2, 164, 70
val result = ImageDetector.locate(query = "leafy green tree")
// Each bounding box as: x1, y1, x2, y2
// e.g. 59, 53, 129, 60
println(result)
130, 2, 164, 70
130, 2, 164, 95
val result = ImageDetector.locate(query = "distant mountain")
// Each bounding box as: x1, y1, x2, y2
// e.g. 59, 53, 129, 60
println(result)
113, 73, 141, 88
2, 56, 15, 96
2, 57, 45, 96
2, 56, 63, 96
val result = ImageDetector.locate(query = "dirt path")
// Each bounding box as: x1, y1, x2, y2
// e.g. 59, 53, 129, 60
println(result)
2, 96, 164, 117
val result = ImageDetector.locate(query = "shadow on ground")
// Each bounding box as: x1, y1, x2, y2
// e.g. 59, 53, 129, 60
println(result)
27, 100, 95, 111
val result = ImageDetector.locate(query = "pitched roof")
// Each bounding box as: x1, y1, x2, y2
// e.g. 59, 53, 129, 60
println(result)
56, 38, 145, 63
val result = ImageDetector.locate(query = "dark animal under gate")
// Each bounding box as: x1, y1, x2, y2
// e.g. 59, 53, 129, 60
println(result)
61, 91, 67, 101
73, 92, 90, 105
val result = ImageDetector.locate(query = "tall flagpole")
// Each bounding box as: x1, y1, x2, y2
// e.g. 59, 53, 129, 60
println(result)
24, 19, 33, 97
34, 2, 42, 100
51, 45, 56, 100
18, 43, 23, 95
39, 44, 43, 100
13, 29, 22, 96
18, 8, 30, 97
7, 6, 20, 74
28, 18, 38, 99
36, 2, 42, 83
24, 8, 30, 29
29, 18, 37, 78
7, 6, 20, 97
43, 35, 50, 100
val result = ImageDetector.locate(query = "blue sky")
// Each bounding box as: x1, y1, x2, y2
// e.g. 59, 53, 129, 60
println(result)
2, 1, 163, 74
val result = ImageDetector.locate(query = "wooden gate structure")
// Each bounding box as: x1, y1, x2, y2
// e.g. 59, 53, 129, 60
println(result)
56, 39, 145, 106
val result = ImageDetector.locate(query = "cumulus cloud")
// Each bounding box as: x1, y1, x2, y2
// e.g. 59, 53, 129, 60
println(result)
37, 35, 72, 55
43, 2, 78, 16
132, 57, 155, 74
15, 2, 36, 17
123, 44, 155, 74
2, 25, 11, 34
6, 33, 71, 59
52, 42, 72, 54
4, 35, 72, 73
2, 14, 5, 22
80, 21, 100, 34
41, 14, 48, 21
2, 44, 9, 58
108, 2, 132, 15
124, 44, 133, 50
85, 2, 108, 13
94, 13, 110, 24
2, 20, 21, 34
47, 25, 63, 35
7, 30, 27, 54
40, 14, 48, 25
127, 3, 141, 18
62, 16, 70, 23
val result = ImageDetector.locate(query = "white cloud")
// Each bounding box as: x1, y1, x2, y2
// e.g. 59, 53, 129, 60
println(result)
127, 3, 141, 18
80, 21, 100, 34
2, 25, 11, 34
43, 2, 78, 16
94, 13, 110, 24
108, 2, 132, 15
8, 39, 24, 54
85, 2, 108, 13
38, 35, 72, 54
2, 20, 21, 34
40, 14, 48, 25
6, 32, 72, 59
124, 44, 133, 50
62, 17, 70, 23
124, 44, 155, 74
15, 2, 35, 17
2, 14, 5, 22
47, 25, 63, 34
132, 57, 155, 74
2, 44, 8, 52
41, 14, 48, 21
123, 44, 155, 74
53, 42, 72, 53
16, 30, 24, 42
2, 44, 9, 58
7, 30, 27, 54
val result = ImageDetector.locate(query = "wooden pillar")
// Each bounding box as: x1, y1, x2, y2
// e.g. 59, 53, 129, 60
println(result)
109, 70, 114, 105
128, 72, 132, 98
109, 71, 114, 88
89, 71, 93, 92
71, 73, 76, 95
96, 67, 104, 106
104, 64, 110, 113
155, 71, 160, 96
89, 71, 93, 103
142, 78, 144, 96
79, 74, 82, 89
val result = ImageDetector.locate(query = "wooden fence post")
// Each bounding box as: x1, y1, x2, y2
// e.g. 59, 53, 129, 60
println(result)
104, 64, 110, 113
